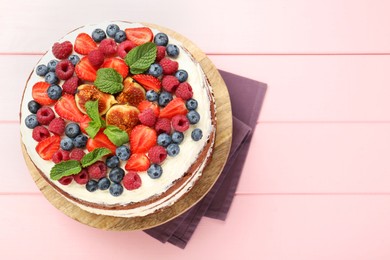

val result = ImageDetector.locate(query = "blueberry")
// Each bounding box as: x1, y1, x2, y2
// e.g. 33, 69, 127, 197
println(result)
106, 24, 120, 38
68, 55, 80, 66
97, 177, 111, 190
47, 84, 62, 100
158, 91, 173, 107
146, 90, 159, 102
148, 63, 163, 77
106, 155, 120, 168
175, 69, 188, 82
92, 28, 106, 42
154, 32, 169, 46
116, 145, 130, 161
187, 110, 200, 124
36, 64, 49, 76
166, 44, 180, 58
147, 164, 163, 179
65, 123, 80, 138
27, 100, 41, 114
109, 183, 124, 197
44, 72, 59, 85
171, 131, 184, 144
73, 134, 88, 148
167, 143, 180, 157
186, 99, 198, 110
109, 167, 125, 183
114, 30, 126, 43
25, 114, 39, 129
47, 59, 58, 72
191, 128, 203, 141
157, 133, 172, 147
60, 137, 74, 151
86, 180, 98, 192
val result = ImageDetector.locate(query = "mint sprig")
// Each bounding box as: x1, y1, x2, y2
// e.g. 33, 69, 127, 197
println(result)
125, 42, 157, 74
94, 68, 124, 94
85, 100, 105, 138
50, 160, 82, 181
104, 125, 129, 146
81, 147, 112, 168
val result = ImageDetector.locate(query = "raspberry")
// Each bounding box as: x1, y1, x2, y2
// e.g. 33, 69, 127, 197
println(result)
55, 59, 74, 80
123, 171, 142, 190
175, 82, 193, 100
155, 118, 171, 134
36, 106, 55, 125
73, 169, 89, 184
52, 41, 73, 59
148, 145, 167, 164
98, 38, 117, 56
171, 114, 190, 132
88, 49, 105, 67
87, 161, 107, 179
138, 108, 157, 127
52, 149, 70, 163
58, 175, 73, 185
118, 40, 136, 58
69, 148, 86, 161
156, 46, 166, 62
159, 58, 178, 75
161, 75, 180, 92
62, 76, 79, 94
48, 117, 66, 135
32, 126, 50, 142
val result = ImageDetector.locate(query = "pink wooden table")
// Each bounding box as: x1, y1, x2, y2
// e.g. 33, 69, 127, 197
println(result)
2, 0, 390, 259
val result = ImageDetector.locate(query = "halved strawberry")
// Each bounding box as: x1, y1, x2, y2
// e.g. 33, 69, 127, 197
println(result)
86, 130, 117, 154
130, 125, 157, 153
75, 57, 97, 82
32, 82, 56, 106
35, 135, 61, 160
132, 74, 161, 92
138, 100, 160, 117
74, 33, 97, 55
125, 153, 150, 172
159, 98, 187, 119
101, 57, 129, 79
54, 94, 88, 123
125, 27, 153, 46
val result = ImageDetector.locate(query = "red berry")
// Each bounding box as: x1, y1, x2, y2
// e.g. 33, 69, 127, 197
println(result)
98, 38, 117, 57
175, 82, 193, 100
35, 135, 61, 160
58, 175, 73, 185
161, 75, 179, 92
62, 76, 80, 95
73, 169, 89, 185
52, 149, 70, 164
156, 46, 166, 62
32, 81, 56, 106
48, 117, 66, 135
138, 108, 157, 127
123, 171, 142, 190
88, 49, 105, 67
52, 41, 73, 59
171, 114, 190, 132
69, 148, 86, 161
118, 40, 136, 58
32, 126, 50, 142
148, 145, 167, 164
87, 161, 107, 179
74, 33, 97, 55
159, 58, 178, 75
36, 106, 55, 125
55, 59, 74, 80
155, 118, 171, 134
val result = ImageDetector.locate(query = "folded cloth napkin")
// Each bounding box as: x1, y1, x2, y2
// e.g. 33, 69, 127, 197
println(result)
144, 71, 267, 248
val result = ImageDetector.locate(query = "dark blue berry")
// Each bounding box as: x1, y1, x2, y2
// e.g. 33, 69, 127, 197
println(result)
36, 64, 49, 76
92, 28, 107, 43
25, 114, 39, 129
106, 24, 120, 38
114, 30, 126, 43
146, 90, 159, 102
109, 167, 125, 183
186, 99, 198, 110
154, 33, 169, 46
97, 177, 111, 190
109, 183, 123, 197
47, 60, 58, 72
191, 128, 203, 141
44, 72, 59, 85
73, 134, 88, 148
65, 123, 80, 138
157, 133, 172, 147
60, 137, 74, 151
166, 44, 180, 58
106, 155, 120, 168
158, 91, 173, 107
148, 63, 163, 77
171, 131, 184, 144
47, 84, 62, 100
167, 143, 180, 157
187, 110, 200, 124
116, 145, 130, 161
27, 100, 41, 114
175, 69, 188, 82
147, 164, 163, 179
86, 180, 98, 192
68, 55, 80, 66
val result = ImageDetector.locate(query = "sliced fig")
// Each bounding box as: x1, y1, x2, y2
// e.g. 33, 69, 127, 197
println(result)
116, 77, 146, 106
75, 84, 117, 115
106, 104, 140, 136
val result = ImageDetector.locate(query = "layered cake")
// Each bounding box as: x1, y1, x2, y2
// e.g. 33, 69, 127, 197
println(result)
20, 21, 216, 217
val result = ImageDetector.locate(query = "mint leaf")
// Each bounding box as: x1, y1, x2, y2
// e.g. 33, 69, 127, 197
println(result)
85, 120, 100, 139
125, 42, 157, 74
81, 147, 112, 168
50, 160, 82, 181
104, 125, 129, 146
85, 100, 106, 138
94, 68, 123, 94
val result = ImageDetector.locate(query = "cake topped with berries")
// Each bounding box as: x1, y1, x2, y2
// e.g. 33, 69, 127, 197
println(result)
20, 21, 216, 217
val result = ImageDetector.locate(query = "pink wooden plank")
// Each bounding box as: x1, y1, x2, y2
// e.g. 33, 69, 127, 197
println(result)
2, 0, 390, 53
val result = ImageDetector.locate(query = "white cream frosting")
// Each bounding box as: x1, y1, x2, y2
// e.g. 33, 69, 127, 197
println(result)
20, 22, 215, 217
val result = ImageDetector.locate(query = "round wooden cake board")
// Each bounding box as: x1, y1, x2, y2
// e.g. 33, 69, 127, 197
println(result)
21, 22, 233, 231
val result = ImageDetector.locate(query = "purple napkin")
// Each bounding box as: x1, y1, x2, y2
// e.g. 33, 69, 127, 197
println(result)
144, 71, 267, 248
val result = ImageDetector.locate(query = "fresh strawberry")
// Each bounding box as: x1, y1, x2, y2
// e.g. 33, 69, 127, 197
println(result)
130, 125, 157, 153
125, 27, 153, 45
75, 57, 97, 82
54, 94, 88, 123
159, 98, 187, 119
35, 135, 61, 160
101, 57, 129, 79
125, 153, 150, 172
132, 74, 161, 92
137, 100, 160, 117
86, 130, 116, 154
32, 82, 56, 106
74, 33, 97, 55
